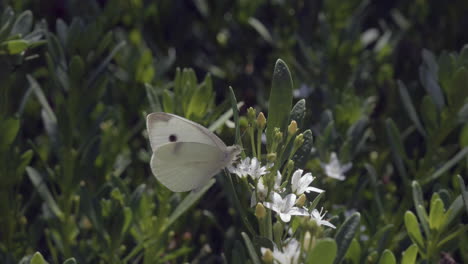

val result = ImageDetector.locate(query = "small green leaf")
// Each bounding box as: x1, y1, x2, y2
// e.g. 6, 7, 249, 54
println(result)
289, 99, 306, 128
420, 49, 445, 110
0, 118, 19, 150
1, 39, 28, 54
248, 17, 273, 44
228, 86, 241, 146
428, 195, 445, 230
162, 90, 174, 113
267, 59, 293, 151
420, 96, 439, 134
344, 238, 361, 264
385, 119, 408, 183
423, 147, 468, 184
165, 179, 215, 229
458, 175, 468, 215
404, 211, 425, 250
458, 103, 468, 123
401, 244, 418, 264
11, 10, 33, 36
334, 212, 361, 264
208, 102, 244, 132
62, 258, 77, 264
241, 232, 261, 264
307, 238, 337, 264
379, 249, 396, 264
30, 252, 49, 264
292, 129, 313, 168
26, 167, 64, 220
69, 55, 85, 83
398, 80, 426, 136
448, 67, 468, 109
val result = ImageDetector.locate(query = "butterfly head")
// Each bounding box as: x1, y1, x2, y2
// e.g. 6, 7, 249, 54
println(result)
226, 145, 243, 163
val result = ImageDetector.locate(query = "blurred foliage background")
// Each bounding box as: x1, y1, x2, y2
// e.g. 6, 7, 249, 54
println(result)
1, 0, 468, 263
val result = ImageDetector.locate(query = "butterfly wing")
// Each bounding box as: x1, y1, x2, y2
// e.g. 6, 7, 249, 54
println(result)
150, 142, 230, 192
146, 112, 227, 151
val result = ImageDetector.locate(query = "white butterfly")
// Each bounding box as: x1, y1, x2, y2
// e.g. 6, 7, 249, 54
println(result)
146, 112, 242, 192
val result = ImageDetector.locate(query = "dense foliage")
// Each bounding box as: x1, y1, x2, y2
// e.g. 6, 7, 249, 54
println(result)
1, 0, 468, 263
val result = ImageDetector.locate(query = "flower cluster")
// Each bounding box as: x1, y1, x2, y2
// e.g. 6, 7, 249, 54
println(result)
229, 157, 333, 227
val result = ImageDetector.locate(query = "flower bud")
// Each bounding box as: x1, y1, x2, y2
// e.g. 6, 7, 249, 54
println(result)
267, 153, 277, 162
273, 221, 284, 244
288, 120, 298, 135
274, 129, 283, 142
295, 194, 306, 207
293, 133, 304, 149
262, 248, 274, 263
255, 203, 266, 220
247, 107, 257, 123
257, 112, 267, 130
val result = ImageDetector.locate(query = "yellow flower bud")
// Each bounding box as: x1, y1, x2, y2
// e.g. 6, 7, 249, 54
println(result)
262, 248, 274, 263
257, 112, 267, 130
288, 120, 298, 135
296, 194, 306, 207
255, 203, 266, 220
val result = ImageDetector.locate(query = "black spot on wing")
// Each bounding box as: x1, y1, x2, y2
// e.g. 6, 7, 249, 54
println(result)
169, 134, 177, 142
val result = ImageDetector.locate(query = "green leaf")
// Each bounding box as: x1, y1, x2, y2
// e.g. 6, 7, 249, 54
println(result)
11, 10, 33, 36
428, 195, 445, 230
0, 118, 19, 151
267, 59, 293, 151
307, 238, 337, 264
458, 175, 468, 215
420, 96, 439, 134
385, 119, 408, 183
241, 232, 261, 264
1, 39, 28, 54
30, 252, 49, 264
145, 83, 163, 112
444, 196, 463, 229
397, 80, 426, 136
208, 101, 244, 132
165, 179, 215, 229
292, 129, 313, 168
423, 147, 468, 184
162, 90, 174, 113
458, 103, 468, 123
334, 212, 360, 264
344, 238, 361, 264
289, 99, 306, 128
248, 17, 273, 44
62, 258, 77, 264
69, 55, 85, 84
448, 67, 468, 109
228, 86, 242, 146
379, 249, 396, 264
26, 167, 64, 220
86, 41, 126, 87
401, 244, 418, 264
404, 211, 425, 251
420, 49, 445, 110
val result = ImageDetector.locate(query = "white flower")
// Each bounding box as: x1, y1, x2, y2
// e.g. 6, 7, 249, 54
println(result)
228, 157, 269, 179
250, 171, 284, 207
249, 157, 269, 179
310, 207, 336, 229
263, 192, 307, 222
322, 152, 352, 180
291, 169, 324, 195
261, 239, 301, 264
